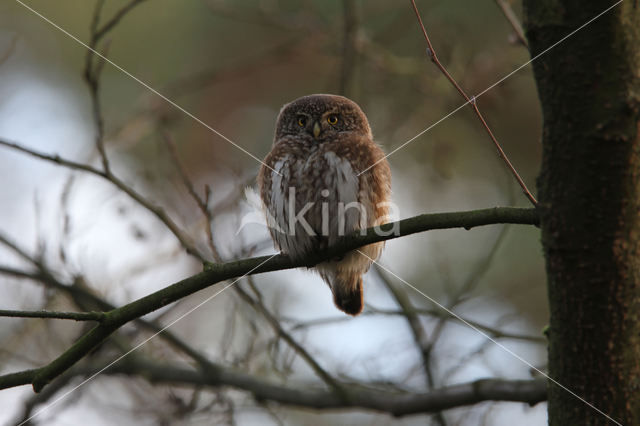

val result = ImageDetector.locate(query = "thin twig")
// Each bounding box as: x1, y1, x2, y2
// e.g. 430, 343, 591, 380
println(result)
0, 138, 201, 257
235, 279, 346, 395
93, 0, 148, 41
0, 33, 19, 65
84, 0, 109, 172
83, 0, 149, 173
0, 243, 220, 376
164, 132, 221, 261
450, 224, 511, 305
0, 309, 104, 322
284, 308, 545, 344
0, 139, 107, 177
378, 269, 447, 426
423, 225, 512, 362
339, 0, 359, 97
409, 0, 537, 206
493, 0, 529, 48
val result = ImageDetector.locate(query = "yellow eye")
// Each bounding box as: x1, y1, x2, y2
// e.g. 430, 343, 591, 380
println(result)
327, 115, 339, 125
297, 116, 306, 127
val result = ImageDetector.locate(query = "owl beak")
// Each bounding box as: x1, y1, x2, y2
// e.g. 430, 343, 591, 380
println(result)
312, 121, 321, 139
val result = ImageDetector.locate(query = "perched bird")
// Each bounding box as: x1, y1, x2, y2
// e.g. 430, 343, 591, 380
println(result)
258, 94, 391, 315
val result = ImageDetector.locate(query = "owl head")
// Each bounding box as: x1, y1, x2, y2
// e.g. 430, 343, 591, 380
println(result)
274, 94, 372, 143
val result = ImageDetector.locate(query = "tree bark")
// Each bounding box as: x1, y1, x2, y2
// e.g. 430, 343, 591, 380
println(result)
523, 1, 640, 424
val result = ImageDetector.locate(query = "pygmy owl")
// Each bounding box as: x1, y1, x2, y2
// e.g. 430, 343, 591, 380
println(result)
258, 94, 391, 316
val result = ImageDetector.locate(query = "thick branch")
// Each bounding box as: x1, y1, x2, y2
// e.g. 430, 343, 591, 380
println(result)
95, 358, 547, 416
0, 236, 219, 376
3, 358, 546, 417
0, 206, 538, 393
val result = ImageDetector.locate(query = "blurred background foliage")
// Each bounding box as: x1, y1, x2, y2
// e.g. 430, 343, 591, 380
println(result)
0, 0, 546, 424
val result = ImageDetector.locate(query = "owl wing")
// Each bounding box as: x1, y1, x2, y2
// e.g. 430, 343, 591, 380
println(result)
322, 150, 361, 247
330, 134, 391, 228
259, 149, 291, 253
259, 145, 320, 259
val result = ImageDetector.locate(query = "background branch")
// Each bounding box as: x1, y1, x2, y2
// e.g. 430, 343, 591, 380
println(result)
0, 138, 201, 257
0, 309, 104, 322
0, 232, 222, 379
493, 0, 528, 48
339, 0, 359, 97
410, 0, 537, 205
0, 2, 550, 422
234, 279, 344, 393
0, 205, 537, 393
86, 357, 548, 416
164, 131, 220, 261
9, 354, 546, 418
380, 271, 448, 426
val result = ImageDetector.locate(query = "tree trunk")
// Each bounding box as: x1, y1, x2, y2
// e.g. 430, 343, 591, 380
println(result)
523, 1, 640, 424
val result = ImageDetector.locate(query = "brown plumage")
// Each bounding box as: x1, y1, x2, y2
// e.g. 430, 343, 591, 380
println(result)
258, 94, 391, 315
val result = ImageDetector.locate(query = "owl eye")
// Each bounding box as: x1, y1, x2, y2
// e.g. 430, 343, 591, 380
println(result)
327, 114, 339, 125
297, 116, 307, 127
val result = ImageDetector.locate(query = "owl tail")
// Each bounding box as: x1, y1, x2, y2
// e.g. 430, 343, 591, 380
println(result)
331, 274, 364, 316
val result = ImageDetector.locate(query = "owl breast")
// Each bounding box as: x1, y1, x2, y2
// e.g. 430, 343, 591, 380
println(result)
263, 137, 369, 260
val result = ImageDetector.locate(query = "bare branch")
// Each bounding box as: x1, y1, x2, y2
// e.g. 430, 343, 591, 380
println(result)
0, 138, 201, 257
84, 0, 108, 171
0, 205, 537, 393
83, 0, 151, 186
288, 307, 545, 344
493, 0, 529, 48
378, 269, 448, 425
6, 356, 546, 417
0, 309, 105, 322
0, 236, 219, 376
92, 0, 149, 42
86, 357, 548, 416
235, 279, 344, 393
0, 33, 18, 65
0, 139, 107, 177
339, 0, 359, 97
0, 3, 546, 420
426, 225, 511, 351
0, 369, 41, 390
409, 0, 537, 206
164, 132, 221, 261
